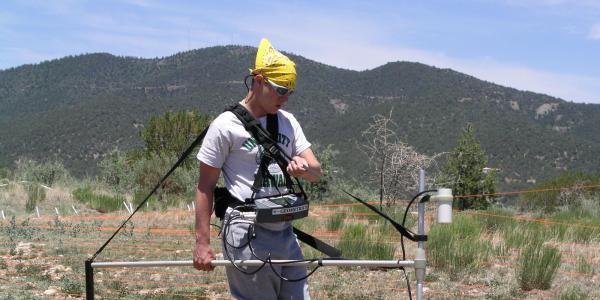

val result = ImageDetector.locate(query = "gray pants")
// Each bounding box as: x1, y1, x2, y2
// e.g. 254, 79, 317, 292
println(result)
222, 211, 310, 300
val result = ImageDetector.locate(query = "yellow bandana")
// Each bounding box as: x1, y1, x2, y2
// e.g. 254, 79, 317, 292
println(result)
249, 38, 296, 91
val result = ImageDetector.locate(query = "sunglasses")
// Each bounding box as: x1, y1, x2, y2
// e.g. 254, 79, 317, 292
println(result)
265, 78, 293, 96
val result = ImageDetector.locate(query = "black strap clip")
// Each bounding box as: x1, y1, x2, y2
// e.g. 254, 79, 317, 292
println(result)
414, 235, 428, 242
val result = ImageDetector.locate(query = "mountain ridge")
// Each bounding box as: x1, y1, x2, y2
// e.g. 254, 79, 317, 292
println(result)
1, 46, 599, 189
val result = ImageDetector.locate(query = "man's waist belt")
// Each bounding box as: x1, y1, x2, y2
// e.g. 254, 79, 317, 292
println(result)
213, 187, 309, 223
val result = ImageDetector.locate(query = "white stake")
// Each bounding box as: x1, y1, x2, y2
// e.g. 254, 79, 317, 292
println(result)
128, 202, 134, 213
71, 205, 79, 215
187, 204, 191, 211
1, 210, 5, 220
123, 201, 132, 214
192, 201, 196, 210
54, 207, 60, 216
36, 206, 40, 218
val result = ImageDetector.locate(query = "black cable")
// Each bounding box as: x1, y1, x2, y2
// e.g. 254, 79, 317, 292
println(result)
246, 233, 323, 282
341, 189, 418, 241
400, 190, 437, 259
221, 213, 267, 275
398, 189, 436, 300
220, 203, 326, 282
401, 267, 412, 299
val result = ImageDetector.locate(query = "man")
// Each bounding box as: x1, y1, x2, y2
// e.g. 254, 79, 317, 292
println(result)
193, 38, 321, 299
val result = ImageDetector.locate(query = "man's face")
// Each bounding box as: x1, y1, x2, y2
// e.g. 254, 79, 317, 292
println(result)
256, 76, 291, 114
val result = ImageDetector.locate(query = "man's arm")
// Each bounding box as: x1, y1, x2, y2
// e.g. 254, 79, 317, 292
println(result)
193, 162, 221, 271
287, 148, 321, 182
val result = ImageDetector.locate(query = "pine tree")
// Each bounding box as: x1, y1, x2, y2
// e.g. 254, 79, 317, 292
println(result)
140, 111, 212, 168
442, 123, 496, 210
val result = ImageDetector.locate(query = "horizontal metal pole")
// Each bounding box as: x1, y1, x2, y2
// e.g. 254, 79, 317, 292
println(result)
92, 259, 415, 269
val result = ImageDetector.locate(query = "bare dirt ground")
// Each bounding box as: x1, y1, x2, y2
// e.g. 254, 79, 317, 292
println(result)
1, 203, 599, 299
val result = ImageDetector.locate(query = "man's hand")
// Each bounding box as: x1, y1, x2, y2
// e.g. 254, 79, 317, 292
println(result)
286, 149, 322, 182
286, 156, 309, 177
193, 243, 216, 271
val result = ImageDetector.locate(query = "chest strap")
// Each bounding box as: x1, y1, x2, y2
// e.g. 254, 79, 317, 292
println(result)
227, 104, 296, 197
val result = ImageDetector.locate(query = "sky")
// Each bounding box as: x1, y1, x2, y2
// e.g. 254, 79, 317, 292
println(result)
1, 0, 600, 104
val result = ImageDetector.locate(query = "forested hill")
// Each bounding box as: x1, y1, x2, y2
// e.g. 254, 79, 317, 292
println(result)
1, 46, 600, 188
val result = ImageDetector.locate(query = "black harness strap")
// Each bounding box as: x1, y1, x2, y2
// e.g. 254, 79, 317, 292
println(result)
293, 227, 342, 258
229, 105, 295, 196
267, 113, 278, 141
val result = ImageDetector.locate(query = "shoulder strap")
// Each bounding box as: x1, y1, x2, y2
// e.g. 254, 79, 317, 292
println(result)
228, 104, 295, 196
267, 113, 278, 141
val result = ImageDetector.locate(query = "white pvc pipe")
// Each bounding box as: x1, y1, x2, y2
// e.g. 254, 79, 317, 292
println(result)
91, 259, 415, 269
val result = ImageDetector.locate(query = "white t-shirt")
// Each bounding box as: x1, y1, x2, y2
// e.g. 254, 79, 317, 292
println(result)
197, 108, 311, 202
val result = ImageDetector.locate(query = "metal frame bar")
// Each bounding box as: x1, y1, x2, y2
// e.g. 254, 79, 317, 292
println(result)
86, 259, 416, 299
91, 259, 416, 268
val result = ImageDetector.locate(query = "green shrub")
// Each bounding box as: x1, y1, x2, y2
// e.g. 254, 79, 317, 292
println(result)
576, 256, 594, 275
427, 213, 491, 277
99, 148, 136, 191
293, 215, 320, 233
517, 243, 561, 291
72, 186, 125, 212
131, 153, 197, 199
24, 183, 46, 212
61, 276, 83, 296
519, 171, 600, 212
0, 166, 11, 179
476, 208, 516, 232
326, 212, 345, 231
502, 222, 549, 250
552, 209, 600, 243
559, 287, 589, 300
337, 223, 395, 260
14, 159, 69, 186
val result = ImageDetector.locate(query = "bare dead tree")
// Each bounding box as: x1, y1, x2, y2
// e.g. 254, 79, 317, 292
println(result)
358, 112, 444, 206
357, 111, 397, 208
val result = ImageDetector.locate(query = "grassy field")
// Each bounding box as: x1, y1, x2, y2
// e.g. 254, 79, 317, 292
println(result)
1, 182, 600, 299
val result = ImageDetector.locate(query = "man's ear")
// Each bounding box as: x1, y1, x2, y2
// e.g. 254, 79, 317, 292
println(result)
255, 74, 263, 81
251, 74, 264, 89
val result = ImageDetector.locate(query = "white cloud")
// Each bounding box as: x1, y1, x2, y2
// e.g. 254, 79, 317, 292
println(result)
589, 23, 600, 40
225, 8, 600, 104
452, 58, 600, 103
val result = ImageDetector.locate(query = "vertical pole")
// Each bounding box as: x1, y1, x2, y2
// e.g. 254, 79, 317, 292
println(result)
1, 210, 5, 221
415, 169, 426, 300
36, 206, 40, 218
85, 260, 94, 300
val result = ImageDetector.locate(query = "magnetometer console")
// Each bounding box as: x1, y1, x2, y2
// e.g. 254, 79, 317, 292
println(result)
251, 194, 309, 223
